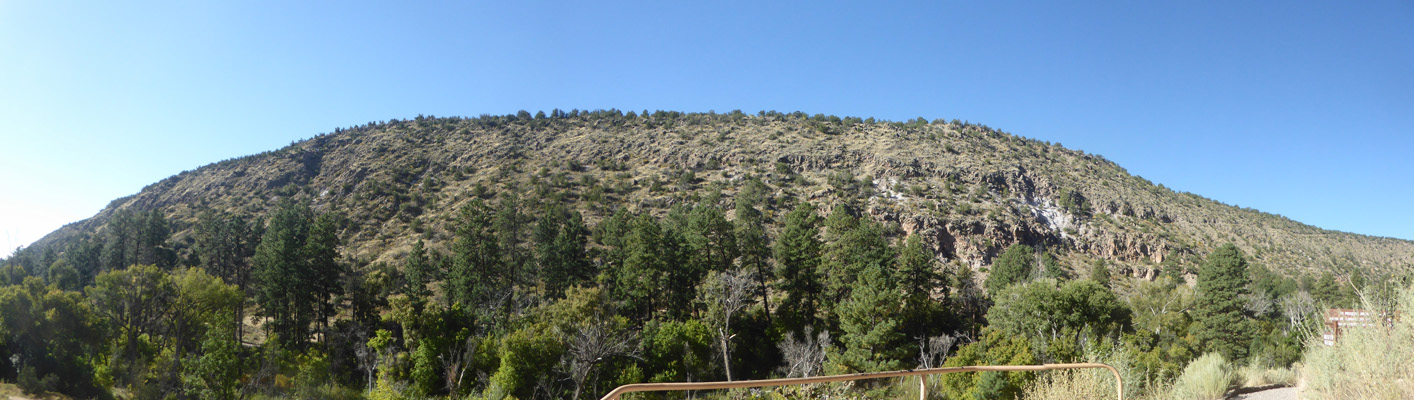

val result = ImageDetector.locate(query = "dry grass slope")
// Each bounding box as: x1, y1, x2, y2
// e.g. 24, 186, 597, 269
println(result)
24, 112, 1414, 280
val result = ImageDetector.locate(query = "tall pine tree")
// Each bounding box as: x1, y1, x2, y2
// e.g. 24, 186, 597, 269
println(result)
1191, 243, 1256, 361
773, 202, 823, 333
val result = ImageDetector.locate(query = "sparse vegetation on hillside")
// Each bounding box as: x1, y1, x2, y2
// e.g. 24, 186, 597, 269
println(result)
0, 110, 1409, 399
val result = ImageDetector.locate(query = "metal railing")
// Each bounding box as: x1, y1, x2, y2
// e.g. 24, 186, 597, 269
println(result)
599, 362, 1123, 400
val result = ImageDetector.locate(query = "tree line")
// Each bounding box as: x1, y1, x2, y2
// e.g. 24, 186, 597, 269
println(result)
0, 180, 1387, 400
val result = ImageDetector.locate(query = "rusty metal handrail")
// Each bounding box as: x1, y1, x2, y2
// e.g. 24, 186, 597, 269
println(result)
599, 362, 1123, 400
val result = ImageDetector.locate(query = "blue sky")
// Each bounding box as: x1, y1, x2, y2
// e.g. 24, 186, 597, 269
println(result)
2, 1, 1411, 253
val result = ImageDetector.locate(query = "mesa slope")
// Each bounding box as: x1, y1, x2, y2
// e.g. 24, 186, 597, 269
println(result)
20, 111, 1414, 281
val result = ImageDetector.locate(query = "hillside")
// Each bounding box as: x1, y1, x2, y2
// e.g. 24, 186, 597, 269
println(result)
19, 110, 1414, 281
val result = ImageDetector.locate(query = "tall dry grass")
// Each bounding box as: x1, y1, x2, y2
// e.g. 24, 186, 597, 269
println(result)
1169, 353, 1234, 400
1235, 362, 1296, 388
1299, 285, 1414, 399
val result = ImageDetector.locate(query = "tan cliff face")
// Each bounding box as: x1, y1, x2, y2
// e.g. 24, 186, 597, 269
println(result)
24, 112, 1414, 281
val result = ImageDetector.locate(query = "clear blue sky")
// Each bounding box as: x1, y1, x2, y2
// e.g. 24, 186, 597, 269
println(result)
2, 1, 1412, 253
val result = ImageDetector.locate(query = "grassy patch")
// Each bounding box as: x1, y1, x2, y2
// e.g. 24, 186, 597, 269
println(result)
1170, 353, 1234, 400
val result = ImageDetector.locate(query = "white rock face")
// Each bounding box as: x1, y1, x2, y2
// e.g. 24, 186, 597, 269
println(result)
1025, 198, 1074, 237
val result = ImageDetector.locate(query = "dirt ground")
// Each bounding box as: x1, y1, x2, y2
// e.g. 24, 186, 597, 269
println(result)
1233, 386, 1298, 400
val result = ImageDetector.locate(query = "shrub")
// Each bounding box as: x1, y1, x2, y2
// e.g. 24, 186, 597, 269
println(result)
1171, 353, 1234, 400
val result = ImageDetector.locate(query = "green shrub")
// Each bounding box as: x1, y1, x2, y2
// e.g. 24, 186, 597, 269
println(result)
1171, 353, 1234, 400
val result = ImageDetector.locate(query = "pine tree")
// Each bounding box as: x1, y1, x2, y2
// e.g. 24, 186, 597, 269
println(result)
403, 240, 433, 307
986, 244, 1034, 294
448, 198, 501, 318
1191, 243, 1256, 361
253, 200, 315, 350
898, 234, 944, 341
831, 263, 906, 372
303, 212, 344, 344
1091, 259, 1112, 289
618, 215, 667, 319
537, 205, 591, 299
734, 192, 773, 325
495, 192, 529, 289
687, 204, 737, 272
773, 202, 823, 332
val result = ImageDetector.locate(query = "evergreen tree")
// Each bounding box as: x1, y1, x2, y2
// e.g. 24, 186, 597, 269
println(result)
1191, 243, 1256, 361
448, 198, 502, 322
1311, 271, 1341, 307
734, 185, 773, 318
773, 202, 823, 333
1042, 252, 1067, 280
251, 200, 333, 350
403, 240, 433, 306
898, 234, 945, 341
821, 217, 895, 332
986, 244, 1034, 294
687, 204, 738, 273
194, 209, 261, 338
830, 263, 906, 372
617, 215, 666, 319
494, 192, 529, 288
537, 205, 591, 299
1091, 259, 1112, 289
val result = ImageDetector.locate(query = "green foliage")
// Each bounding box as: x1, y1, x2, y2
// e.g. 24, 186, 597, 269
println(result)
1058, 190, 1092, 219
535, 205, 592, 299
773, 202, 824, 332
0, 278, 107, 398
252, 199, 344, 351
183, 315, 242, 400
987, 279, 1131, 362
489, 325, 564, 400
986, 244, 1034, 294
1191, 244, 1256, 361
1091, 259, 1112, 288
820, 213, 894, 324
101, 208, 175, 272
734, 190, 774, 325
1123, 276, 1198, 383
686, 204, 738, 273
897, 234, 946, 341
829, 263, 906, 373
401, 239, 433, 308
449, 198, 501, 315
88, 264, 176, 385
410, 338, 442, 396
1170, 353, 1234, 400
1041, 252, 1067, 280
938, 328, 1037, 400
645, 319, 716, 383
